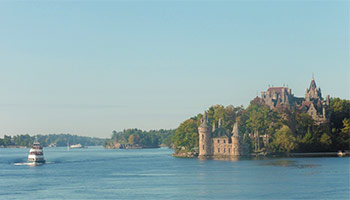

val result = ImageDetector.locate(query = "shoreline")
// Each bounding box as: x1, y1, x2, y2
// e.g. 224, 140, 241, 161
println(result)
173, 151, 350, 159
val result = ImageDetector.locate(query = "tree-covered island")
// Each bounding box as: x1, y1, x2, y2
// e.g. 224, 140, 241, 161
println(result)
172, 97, 349, 157
103, 129, 175, 149
172, 77, 350, 158
0, 134, 103, 148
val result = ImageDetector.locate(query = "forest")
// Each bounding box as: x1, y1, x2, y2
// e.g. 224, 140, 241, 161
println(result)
172, 97, 350, 154
103, 129, 175, 148
0, 134, 103, 147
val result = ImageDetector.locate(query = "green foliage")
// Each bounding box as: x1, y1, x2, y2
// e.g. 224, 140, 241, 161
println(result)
170, 97, 350, 154
104, 128, 175, 148
341, 118, 350, 134
206, 105, 244, 131
243, 101, 280, 136
329, 98, 350, 132
172, 118, 199, 153
295, 113, 314, 136
0, 134, 103, 147
269, 125, 297, 152
328, 98, 350, 150
320, 133, 332, 147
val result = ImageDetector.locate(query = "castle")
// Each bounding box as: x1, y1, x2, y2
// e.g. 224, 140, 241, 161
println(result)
198, 112, 244, 157
198, 77, 329, 158
260, 77, 329, 124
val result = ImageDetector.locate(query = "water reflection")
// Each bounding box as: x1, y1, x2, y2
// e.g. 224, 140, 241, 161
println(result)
198, 156, 239, 162
262, 160, 319, 168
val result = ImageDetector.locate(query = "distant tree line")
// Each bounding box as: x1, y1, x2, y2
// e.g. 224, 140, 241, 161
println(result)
172, 97, 350, 154
0, 134, 104, 147
103, 129, 175, 148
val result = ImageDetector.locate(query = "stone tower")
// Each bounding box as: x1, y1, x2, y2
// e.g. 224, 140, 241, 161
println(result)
231, 122, 240, 156
305, 77, 322, 101
198, 112, 212, 156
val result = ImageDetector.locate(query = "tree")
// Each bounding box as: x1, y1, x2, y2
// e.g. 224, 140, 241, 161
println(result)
270, 125, 297, 152
128, 135, 134, 144
320, 133, 332, 147
341, 118, 350, 134
329, 98, 350, 133
172, 118, 199, 153
338, 118, 350, 150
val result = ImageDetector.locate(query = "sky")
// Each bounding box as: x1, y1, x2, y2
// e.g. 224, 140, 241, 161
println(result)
0, 1, 349, 138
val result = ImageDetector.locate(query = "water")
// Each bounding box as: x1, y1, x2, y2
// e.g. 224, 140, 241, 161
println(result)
0, 147, 349, 200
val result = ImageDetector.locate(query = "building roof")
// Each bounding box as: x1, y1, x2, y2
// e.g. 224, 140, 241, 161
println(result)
309, 78, 317, 90
199, 112, 210, 128
298, 99, 323, 113
267, 87, 289, 94
212, 128, 230, 138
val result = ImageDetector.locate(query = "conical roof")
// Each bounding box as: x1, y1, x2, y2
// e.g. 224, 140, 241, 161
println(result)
309, 77, 317, 90
199, 112, 209, 128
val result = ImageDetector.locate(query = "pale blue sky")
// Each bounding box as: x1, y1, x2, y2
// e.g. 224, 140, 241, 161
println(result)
0, 1, 349, 138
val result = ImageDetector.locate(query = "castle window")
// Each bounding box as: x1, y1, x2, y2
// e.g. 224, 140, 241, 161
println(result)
217, 140, 220, 143
218, 148, 220, 153
228, 148, 230, 153
224, 148, 226, 153
202, 145, 204, 150
224, 140, 226, 143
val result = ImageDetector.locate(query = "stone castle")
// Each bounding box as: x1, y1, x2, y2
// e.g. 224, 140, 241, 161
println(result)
198, 112, 244, 157
198, 77, 329, 158
260, 77, 329, 124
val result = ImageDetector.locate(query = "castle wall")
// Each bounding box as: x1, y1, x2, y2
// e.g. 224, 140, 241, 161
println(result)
212, 138, 233, 156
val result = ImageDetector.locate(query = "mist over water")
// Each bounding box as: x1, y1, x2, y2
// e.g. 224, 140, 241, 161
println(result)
0, 147, 349, 199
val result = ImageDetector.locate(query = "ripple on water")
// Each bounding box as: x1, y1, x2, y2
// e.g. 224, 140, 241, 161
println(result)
262, 160, 320, 168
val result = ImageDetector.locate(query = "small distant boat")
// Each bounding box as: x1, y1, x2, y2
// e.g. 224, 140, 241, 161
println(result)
48, 143, 56, 148
70, 144, 82, 148
28, 140, 45, 165
338, 151, 346, 157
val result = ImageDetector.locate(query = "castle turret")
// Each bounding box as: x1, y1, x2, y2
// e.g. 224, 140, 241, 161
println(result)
305, 76, 322, 101
231, 122, 240, 156
198, 112, 212, 156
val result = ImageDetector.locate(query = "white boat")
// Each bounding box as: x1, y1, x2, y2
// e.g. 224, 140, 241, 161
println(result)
28, 140, 45, 165
70, 144, 82, 148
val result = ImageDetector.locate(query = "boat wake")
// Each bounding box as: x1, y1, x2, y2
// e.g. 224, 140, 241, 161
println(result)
14, 162, 54, 166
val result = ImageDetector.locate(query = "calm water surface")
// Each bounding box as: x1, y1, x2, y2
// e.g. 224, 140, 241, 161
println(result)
0, 147, 349, 199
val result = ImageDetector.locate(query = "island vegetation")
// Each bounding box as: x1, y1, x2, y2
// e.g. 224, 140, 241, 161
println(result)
172, 97, 350, 156
103, 129, 175, 149
0, 134, 103, 148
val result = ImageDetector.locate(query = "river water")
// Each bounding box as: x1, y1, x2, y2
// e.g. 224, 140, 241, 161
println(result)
0, 146, 349, 199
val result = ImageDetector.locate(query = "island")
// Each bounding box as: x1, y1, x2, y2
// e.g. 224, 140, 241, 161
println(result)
172, 77, 350, 158
0, 134, 103, 148
103, 128, 174, 149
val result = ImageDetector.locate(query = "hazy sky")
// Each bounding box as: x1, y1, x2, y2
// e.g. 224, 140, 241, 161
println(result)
0, 1, 349, 138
